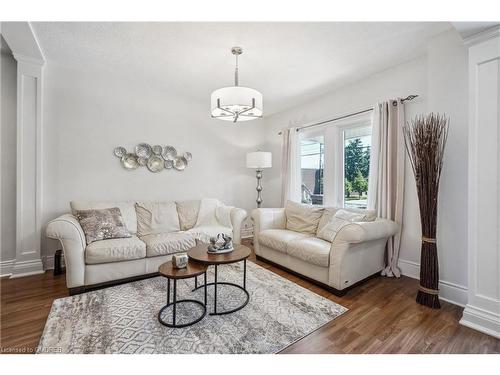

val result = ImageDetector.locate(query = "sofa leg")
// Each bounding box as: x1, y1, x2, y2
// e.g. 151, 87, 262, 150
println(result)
69, 286, 86, 295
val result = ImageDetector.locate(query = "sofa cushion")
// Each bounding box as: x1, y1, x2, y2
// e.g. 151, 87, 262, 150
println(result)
258, 229, 311, 253
135, 201, 180, 236
85, 236, 146, 264
285, 201, 324, 235
71, 201, 137, 234
176, 200, 200, 231
287, 237, 331, 267
140, 232, 196, 257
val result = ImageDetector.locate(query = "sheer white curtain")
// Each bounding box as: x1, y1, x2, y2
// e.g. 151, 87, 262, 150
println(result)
368, 100, 405, 277
281, 127, 301, 206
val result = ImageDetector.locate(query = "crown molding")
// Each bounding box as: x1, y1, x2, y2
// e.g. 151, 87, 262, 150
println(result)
464, 25, 500, 46
13, 52, 45, 66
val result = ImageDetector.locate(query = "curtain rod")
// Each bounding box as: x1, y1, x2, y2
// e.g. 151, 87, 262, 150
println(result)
278, 95, 418, 135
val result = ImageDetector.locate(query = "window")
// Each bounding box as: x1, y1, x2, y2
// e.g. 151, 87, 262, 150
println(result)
300, 136, 324, 205
296, 112, 372, 208
343, 126, 371, 209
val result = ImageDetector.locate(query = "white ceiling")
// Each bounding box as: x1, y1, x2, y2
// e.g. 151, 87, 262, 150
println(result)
32, 22, 452, 115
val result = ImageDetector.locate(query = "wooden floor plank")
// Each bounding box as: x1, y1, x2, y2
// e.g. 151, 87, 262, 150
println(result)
1, 239, 499, 354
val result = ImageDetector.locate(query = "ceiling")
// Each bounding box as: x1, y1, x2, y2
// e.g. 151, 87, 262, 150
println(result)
32, 22, 452, 116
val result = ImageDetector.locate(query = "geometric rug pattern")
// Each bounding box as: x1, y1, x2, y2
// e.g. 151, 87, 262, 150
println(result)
38, 262, 347, 353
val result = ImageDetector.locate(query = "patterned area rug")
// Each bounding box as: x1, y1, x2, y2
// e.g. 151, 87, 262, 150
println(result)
38, 262, 347, 354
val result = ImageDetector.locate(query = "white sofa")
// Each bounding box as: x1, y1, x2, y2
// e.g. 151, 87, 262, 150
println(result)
252, 205, 398, 294
46, 199, 247, 294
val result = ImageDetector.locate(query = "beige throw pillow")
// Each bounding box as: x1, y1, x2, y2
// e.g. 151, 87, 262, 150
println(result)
317, 209, 375, 243
341, 207, 377, 222
285, 200, 324, 235
316, 208, 338, 235
317, 217, 348, 243
135, 201, 180, 236
75, 207, 131, 245
176, 200, 200, 231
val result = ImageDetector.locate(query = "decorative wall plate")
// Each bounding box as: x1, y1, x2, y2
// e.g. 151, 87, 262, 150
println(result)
137, 156, 148, 166
147, 156, 164, 173
114, 146, 127, 158
152, 145, 163, 155
135, 143, 152, 158
173, 156, 188, 171
115, 144, 191, 173
121, 153, 139, 170
164, 160, 174, 169
162, 146, 177, 161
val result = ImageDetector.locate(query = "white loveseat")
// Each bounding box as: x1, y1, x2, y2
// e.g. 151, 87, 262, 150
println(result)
46, 198, 247, 294
252, 204, 398, 294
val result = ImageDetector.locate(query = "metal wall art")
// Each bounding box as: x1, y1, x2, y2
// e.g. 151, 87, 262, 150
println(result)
113, 144, 192, 173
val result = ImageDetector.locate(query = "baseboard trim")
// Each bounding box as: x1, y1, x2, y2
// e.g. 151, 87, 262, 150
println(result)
0, 259, 15, 277
9, 259, 44, 278
397, 258, 420, 279
460, 304, 500, 339
397, 258, 468, 307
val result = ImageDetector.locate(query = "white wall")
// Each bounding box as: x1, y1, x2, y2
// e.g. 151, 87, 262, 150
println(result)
0, 36, 17, 269
22, 28, 470, 307
427, 31, 469, 305
261, 29, 468, 306
42, 62, 266, 256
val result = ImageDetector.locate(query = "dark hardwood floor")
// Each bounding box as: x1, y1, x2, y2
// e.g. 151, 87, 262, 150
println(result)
1, 240, 499, 354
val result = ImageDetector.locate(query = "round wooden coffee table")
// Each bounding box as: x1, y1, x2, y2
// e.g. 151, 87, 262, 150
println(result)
158, 260, 208, 328
188, 243, 252, 315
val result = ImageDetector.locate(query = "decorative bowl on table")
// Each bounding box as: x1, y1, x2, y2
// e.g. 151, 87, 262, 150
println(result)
207, 233, 234, 254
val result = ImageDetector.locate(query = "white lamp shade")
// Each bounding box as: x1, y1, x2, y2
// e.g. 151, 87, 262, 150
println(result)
211, 86, 263, 121
247, 152, 272, 169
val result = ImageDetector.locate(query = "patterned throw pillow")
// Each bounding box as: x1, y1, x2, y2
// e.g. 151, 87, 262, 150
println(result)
75, 207, 131, 245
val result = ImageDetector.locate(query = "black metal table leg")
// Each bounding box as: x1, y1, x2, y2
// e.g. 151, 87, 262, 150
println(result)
243, 259, 247, 290
167, 278, 170, 306
191, 260, 250, 316
173, 279, 177, 326
158, 268, 208, 328
204, 272, 207, 306
214, 265, 218, 314
195, 275, 198, 289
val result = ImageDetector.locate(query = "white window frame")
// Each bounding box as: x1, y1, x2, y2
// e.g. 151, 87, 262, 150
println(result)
298, 111, 372, 207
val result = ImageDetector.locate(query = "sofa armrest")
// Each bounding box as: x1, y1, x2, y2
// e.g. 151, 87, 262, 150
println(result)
251, 208, 286, 233
45, 214, 86, 288
230, 208, 248, 245
335, 218, 399, 244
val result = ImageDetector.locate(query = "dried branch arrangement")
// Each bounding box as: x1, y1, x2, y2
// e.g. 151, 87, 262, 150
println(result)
403, 113, 449, 309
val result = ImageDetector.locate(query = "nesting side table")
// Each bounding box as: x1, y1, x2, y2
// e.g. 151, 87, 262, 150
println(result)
158, 260, 208, 328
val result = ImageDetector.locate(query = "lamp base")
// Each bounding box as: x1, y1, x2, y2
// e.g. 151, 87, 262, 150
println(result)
256, 169, 263, 208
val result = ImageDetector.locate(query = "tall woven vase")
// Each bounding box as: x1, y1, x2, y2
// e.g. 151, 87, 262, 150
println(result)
403, 113, 449, 309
